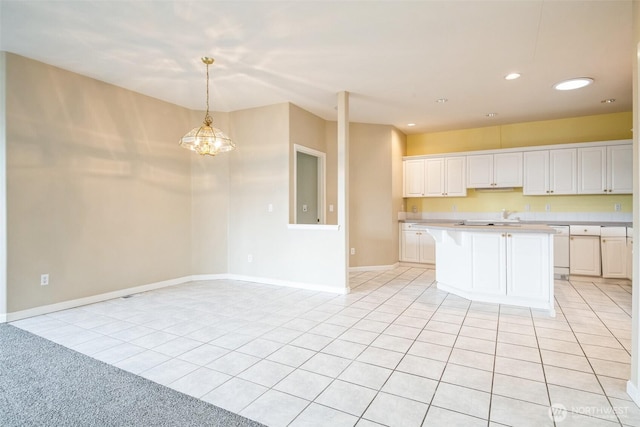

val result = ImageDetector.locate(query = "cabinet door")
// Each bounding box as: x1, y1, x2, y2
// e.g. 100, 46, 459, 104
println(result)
608, 145, 633, 194
550, 149, 577, 195
400, 230, 420, 262
494, 152, 523, 187
601, 237, 627, 278
470, 233, 506, 295
403, 159, 425, 197
419, 232, 436, 264
507, 233, 550, 300
577, 146, 606, 194
523, 151, 549, 195
424, 158, 445, 197
570, 236, 601, 276
445, 157, 467, 197
466, 154, 493, 188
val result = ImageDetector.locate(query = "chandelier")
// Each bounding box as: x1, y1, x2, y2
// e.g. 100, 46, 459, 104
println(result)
179, 57, 235, 156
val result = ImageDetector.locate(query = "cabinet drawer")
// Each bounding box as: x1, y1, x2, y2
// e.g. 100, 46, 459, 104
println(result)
601, 227, 626, 237
569, 225, 601, 236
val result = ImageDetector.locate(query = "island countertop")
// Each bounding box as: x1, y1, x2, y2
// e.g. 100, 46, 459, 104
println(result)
408, 222, 556, 234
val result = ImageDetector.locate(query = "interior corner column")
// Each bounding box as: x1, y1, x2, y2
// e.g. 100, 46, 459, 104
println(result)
337, 91, 349, 289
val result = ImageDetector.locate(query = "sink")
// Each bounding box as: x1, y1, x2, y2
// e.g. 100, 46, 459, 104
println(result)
459, 219, 521, 226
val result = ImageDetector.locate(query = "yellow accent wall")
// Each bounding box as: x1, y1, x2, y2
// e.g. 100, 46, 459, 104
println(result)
406, 112, 633, 213
407, 112, 632, 155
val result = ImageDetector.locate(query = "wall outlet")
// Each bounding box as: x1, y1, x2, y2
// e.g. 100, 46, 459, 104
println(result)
451, 204, 457, 212
40, 274, 49, 286
614, 203, 621, 212
302, 204, 308, 212
524, 204, 530, 212
350, 248, 356, 255
329, 204, 334, 212
545, 204, 551, 212
247, 254, 253, 263
268, 203, 273, 212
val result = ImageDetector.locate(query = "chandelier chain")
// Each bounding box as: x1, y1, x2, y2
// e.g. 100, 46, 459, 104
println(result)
204, 61, 212, 126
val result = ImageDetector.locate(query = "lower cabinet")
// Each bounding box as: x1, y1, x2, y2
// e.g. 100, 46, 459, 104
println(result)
470, 232, 550, 301
400, 224, 435, 264
601, 236, 627, 279
569, 235, 601, 276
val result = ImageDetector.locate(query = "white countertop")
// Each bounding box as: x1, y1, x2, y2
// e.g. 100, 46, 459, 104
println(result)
410, 222, 556, 234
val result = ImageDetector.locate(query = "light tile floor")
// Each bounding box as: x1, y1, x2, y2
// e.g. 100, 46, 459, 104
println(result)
11, 267, 640, 426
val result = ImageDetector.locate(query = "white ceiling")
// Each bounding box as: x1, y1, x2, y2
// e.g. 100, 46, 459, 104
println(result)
0, 0, 633, 134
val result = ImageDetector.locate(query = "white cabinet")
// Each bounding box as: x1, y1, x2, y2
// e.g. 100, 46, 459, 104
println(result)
424, 157, 466, 197
577, 144, 632, 194
600, 227, 627, 279
523, 149, 577, 195
470, 233, 507, 295
469, 232, 550, 301
399, 224, 435, 264
467, 152, 522, 188
430, 227, 553, 312
569, 226, 601, 276
403, 157, 465, 197
403, 159, 425, 197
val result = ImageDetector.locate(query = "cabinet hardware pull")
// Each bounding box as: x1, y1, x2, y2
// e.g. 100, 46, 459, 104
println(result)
508, 234, 512, 237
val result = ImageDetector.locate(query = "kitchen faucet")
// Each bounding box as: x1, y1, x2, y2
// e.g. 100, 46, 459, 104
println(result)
501, 209, 514, 219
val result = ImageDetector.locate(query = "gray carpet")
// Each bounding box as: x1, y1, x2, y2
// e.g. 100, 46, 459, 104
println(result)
0, 323, 265, 427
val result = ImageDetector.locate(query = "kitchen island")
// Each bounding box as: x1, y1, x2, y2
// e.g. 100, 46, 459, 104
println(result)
418, 222, 556, 316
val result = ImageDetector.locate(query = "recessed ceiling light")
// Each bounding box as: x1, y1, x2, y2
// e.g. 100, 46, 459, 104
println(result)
407, 123, 416, 127
505, 73, 521, 80
601, 98, 616, 104
436, 98, 448, 103
553, 77, 594, 91
486, 113, 498, 118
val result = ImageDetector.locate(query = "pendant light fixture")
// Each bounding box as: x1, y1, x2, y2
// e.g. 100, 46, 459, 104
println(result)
179, 57, 235, 156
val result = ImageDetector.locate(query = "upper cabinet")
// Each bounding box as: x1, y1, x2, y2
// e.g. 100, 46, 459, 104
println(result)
523, 149, 577, 195
577, 144, 632, 194
404, 139, 631, 198
403, 157, 466, 197
425, 157, 466, 197
467, 152, 522, 188
403, 159, 426, 197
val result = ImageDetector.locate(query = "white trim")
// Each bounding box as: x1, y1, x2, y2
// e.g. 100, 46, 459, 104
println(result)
628, 381, 640, 407
4, 276, 192, 322
293, 144, 326, 225
1, 272, 350, 322
349, 263, 399, 272
226, 273, 349, 295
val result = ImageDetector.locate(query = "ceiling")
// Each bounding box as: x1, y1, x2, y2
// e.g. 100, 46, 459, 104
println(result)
0, 0, 633, 134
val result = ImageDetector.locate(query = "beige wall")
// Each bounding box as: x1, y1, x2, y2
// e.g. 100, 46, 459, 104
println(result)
227, 103, 346, 289
6, 53, 195, 312
190, 109, 231, 275
348, 123, 402, 267
288, 104, 331, 224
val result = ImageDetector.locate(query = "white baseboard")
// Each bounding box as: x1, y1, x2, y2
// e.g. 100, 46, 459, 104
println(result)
627, 381, 640, 407
349, 262, 399, 272
226, 274, 350, 295
4, 276, 193, 322
2, 272, 350, 323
